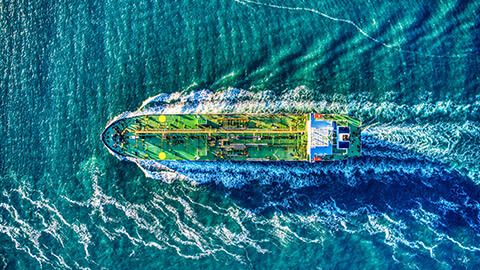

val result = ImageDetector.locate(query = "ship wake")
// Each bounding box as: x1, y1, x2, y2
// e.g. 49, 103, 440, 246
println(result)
107, 87, 480, 185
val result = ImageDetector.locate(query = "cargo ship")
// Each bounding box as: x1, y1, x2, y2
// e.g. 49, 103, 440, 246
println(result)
101, 113, 361, 162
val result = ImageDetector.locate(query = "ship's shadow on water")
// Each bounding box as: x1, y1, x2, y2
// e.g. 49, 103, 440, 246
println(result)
193, 134, 480, 233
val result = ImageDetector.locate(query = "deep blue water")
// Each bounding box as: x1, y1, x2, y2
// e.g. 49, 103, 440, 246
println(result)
1, 0, 480, 269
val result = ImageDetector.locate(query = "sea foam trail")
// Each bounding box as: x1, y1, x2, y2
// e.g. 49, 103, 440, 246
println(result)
233, 0, 478, 58
64, 157, 274, 265
106, 88, 480, 184
363, 122, 480, 180
0, 173, 91, 269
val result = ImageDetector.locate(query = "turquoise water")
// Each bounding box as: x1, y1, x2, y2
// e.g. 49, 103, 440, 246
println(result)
1, 0, 480, 268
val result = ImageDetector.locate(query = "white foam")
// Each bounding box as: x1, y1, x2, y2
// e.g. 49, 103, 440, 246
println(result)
232, 0, 476, 58
106, 88, 480, 185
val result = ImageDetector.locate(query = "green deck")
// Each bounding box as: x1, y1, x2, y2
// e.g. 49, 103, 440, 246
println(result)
101, 113, 361, 162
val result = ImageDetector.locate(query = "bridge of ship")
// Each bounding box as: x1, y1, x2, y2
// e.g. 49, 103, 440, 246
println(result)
308, 113, 361, 161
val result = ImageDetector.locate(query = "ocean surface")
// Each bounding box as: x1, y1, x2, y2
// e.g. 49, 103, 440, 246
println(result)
1, 0, 480, 268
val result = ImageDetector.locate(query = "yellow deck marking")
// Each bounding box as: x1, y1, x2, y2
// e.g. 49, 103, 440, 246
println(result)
159, 152, 166, 160
159, 115, 166, 123
135, 129, 306, 135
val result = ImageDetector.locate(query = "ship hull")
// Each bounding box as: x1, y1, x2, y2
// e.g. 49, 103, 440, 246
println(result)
101, 113, 361, 162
